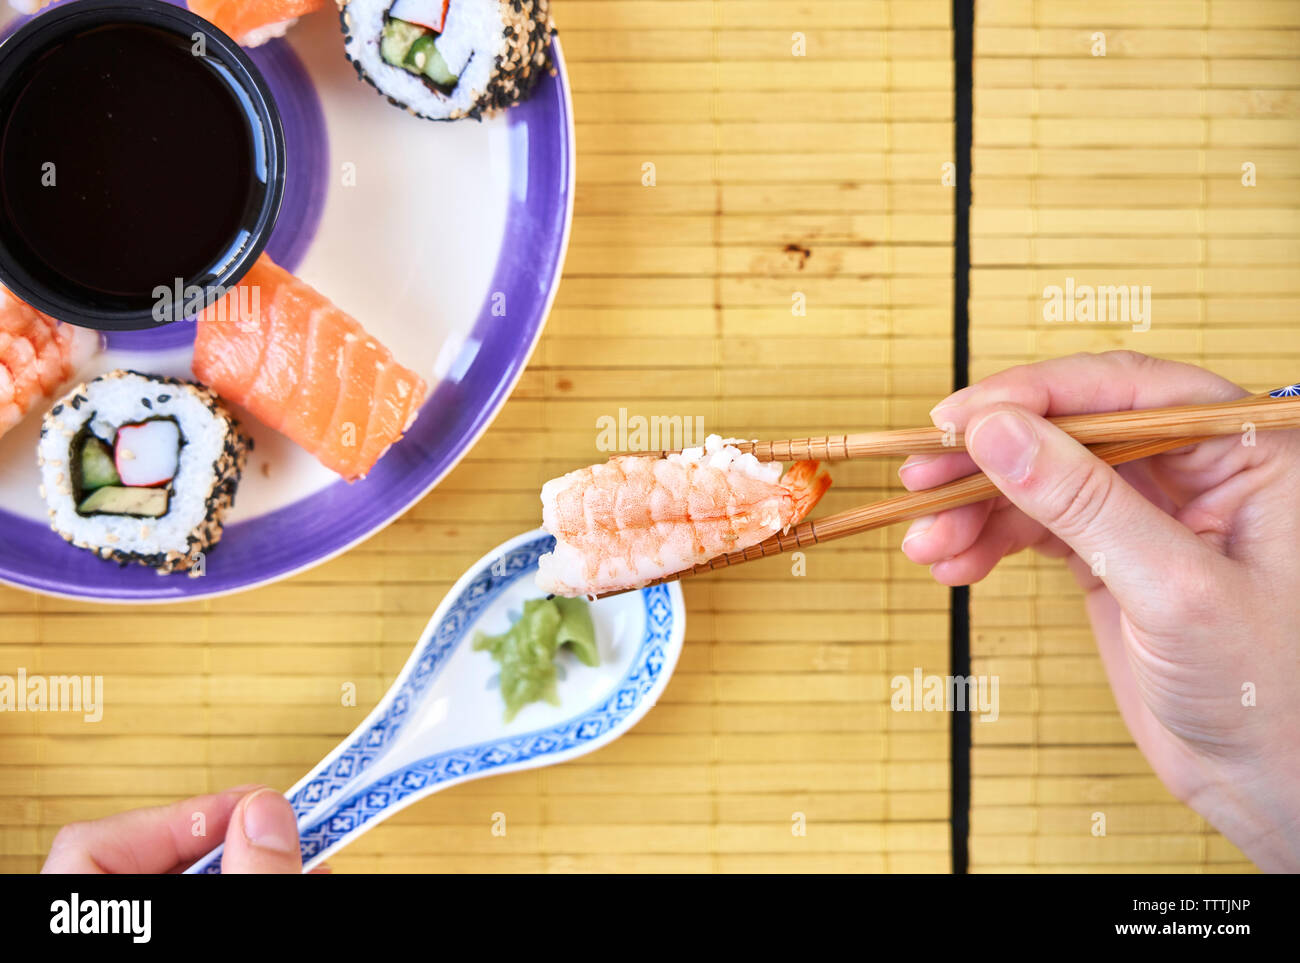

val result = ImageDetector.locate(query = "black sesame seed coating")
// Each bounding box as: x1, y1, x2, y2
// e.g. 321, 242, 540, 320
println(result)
41, 372, 252, 576
338, 0, 556, 123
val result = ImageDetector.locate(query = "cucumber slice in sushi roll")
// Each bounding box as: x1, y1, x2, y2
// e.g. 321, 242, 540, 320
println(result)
37, 371, 251, 576
340, 0, 555, 121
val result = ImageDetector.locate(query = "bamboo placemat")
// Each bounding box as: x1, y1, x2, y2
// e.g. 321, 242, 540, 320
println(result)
969, 0, 1299, 872
0, 0, 954, 873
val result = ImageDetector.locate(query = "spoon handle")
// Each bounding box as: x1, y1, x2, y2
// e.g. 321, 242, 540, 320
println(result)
185, 533, 562, 873
185, 721, 418, 874
185, 627, 464, 873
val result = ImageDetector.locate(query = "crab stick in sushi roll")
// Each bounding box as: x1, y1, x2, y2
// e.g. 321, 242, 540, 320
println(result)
537, 436, 832, 598
192, 254, 428, 482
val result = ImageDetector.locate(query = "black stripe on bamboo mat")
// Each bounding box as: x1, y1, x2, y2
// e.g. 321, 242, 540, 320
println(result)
950, 0, 974, 876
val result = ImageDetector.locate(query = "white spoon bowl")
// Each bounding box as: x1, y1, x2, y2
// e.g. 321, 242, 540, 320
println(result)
185, 528, 686, 873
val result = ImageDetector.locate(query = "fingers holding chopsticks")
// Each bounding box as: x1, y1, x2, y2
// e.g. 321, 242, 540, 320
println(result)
897, 432, 1071, 580
900, 499, 995, 567
926, 351, 1246, 428
907, 399, 1234, 628
896, 352, 1250, 616
898, 449, 979, 491
893, 347, 1241, 490
926, 505, 1071, 587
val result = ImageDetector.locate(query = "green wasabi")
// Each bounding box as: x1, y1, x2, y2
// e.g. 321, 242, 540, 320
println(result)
474, 597, 599, 721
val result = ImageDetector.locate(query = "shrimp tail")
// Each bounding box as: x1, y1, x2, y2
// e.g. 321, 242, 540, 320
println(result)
780, 459, 832, 524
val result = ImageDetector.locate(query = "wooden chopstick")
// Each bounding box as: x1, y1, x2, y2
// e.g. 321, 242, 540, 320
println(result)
598, 433, 1209, 598
648, 390, 1300, 462
588, 389, 1300, 598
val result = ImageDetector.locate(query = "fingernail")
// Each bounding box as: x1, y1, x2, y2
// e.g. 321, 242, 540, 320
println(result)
241, 788, 298, 855
967, 409, 1039, 482
902, 515, 937, 546
929, 385, 981, 423
898, 455, 936, 479
222, 783, 264, 795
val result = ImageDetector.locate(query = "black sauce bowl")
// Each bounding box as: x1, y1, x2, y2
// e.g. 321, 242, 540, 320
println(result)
0, 0, 285, 331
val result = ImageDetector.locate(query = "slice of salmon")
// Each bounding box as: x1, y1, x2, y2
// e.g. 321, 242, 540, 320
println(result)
192, 284, 270, 398
356, 361, 428, 477
279, 305, 349, 454
321, 331, 386, 480
193, 253, 429, 482
193, 254, 302, 432
244, 281, 311, 431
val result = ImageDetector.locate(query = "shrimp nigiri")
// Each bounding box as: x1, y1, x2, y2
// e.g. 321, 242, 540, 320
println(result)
537, 435, 831, 597
186, 0, 326, 47
0, 287, 99, 443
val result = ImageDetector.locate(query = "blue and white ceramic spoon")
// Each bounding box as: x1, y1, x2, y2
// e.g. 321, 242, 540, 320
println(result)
185, 529, 685, 873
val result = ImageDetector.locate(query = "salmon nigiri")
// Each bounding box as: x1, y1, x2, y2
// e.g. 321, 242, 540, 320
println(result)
186, 0, 326, 47
0, 287, 99, 442
192, 254, 429, 482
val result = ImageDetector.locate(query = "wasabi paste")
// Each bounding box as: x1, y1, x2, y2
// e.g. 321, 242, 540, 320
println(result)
474, 597, 599, 721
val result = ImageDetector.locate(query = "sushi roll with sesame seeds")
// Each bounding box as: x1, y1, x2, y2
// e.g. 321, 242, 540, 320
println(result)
339, 0, 554, 121
37, 371, 251, 576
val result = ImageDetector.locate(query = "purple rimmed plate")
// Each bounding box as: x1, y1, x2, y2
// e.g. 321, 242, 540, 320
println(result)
0, 5, 573, 602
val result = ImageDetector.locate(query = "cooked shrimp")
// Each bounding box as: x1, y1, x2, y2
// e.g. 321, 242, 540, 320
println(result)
537, 435, 831, 597
0, 364, 21, 437
0, 287, 101, 443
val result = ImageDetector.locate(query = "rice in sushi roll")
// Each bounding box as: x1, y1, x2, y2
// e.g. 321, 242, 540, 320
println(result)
340, 0, 554, 121
37, 371, 251, 576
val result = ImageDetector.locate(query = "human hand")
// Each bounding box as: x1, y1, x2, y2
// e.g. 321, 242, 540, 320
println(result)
42, 785, 319, 874
898, 351, 1300, 872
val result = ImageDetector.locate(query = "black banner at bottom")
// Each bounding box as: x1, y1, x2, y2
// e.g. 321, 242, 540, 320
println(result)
0, 872, 1281, 950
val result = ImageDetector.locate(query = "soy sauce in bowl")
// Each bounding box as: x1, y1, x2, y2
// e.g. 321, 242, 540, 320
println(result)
1, 24, 255, 303
0, 0, 285, 331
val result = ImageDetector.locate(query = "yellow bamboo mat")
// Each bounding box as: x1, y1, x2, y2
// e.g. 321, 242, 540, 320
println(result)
969, 0, 1299, 872
0, 0, 955, 873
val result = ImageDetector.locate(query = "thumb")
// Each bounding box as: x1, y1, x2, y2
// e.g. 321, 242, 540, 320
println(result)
221, 788, 303, 874
964, 405, 1220, 622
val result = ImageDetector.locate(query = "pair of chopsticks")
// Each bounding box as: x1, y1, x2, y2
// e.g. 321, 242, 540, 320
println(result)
603, 385, 1300, 597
